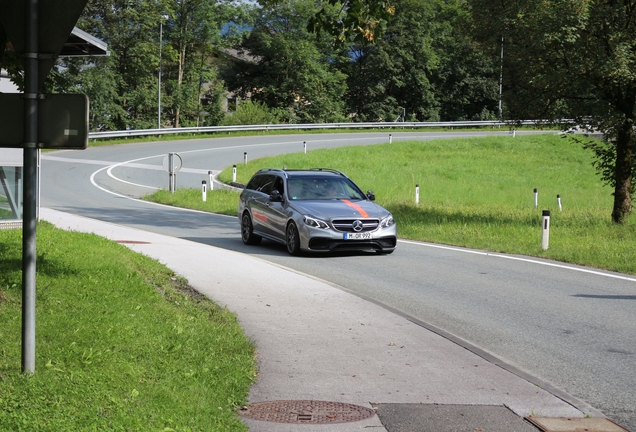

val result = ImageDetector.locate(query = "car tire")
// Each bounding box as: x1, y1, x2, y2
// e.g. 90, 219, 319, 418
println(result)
241, 213, 262, 245
286, 222, 302, 256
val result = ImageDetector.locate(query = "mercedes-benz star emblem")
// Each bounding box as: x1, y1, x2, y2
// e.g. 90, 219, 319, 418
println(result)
352, 220, 364, 232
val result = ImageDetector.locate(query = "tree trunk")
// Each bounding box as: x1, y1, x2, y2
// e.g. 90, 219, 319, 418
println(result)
611, 117, 634, 223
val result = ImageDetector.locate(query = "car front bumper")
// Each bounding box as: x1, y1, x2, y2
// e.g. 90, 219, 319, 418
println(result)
298, 223, 397, 253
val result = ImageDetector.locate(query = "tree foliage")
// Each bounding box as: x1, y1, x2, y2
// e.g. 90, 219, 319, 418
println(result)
429, 1, 499, 121
220, 0, 347, 123
1, 0, 502, 129
470, 0, 636, 223
339, 0, 498, 122
2, 0, 238, 131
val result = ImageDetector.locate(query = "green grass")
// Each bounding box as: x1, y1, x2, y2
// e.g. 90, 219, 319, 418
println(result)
0, 222, 256, 431
149, 133, 636, 275
144, 188, 240, 216
1, 195, 16, 219
0, 209, 14, 219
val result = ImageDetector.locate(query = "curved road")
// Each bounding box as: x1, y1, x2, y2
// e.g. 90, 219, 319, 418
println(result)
40, 131, 636, 430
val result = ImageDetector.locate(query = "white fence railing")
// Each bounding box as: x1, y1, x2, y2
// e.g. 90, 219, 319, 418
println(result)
88, 120, 556, 140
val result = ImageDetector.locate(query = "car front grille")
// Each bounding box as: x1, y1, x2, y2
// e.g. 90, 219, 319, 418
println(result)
331, 219, 379, 233
308, 236, 397, 252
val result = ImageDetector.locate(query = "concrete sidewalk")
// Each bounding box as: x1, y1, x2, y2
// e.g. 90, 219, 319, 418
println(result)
41, 208, 592, 431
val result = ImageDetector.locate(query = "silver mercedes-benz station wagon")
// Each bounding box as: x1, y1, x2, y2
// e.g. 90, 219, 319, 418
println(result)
238, 168, 397, 255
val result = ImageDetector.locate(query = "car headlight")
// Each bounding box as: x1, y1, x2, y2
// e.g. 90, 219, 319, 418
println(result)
304, 215, 329, 229
380, 214, 395, 228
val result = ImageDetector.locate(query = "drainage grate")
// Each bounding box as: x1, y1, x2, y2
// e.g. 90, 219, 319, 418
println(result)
239, 400, 376, 424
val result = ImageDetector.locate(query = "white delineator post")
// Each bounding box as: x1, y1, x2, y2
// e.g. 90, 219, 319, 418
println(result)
557, 194, 562, 211
534, 188, 538, 209
208, 170, 214, 191
542, 210, 550, 250
415, 184, 420, 205
232, 165, 237, 183
389, 134, 393, 144
201, 181, 207, 202
303, 141, 306, 153
244, 152, 248, 165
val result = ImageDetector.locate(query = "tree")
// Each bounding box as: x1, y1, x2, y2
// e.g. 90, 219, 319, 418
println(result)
164, 0, 233, 128
470, 0, 636, 223
262, 0, 395, 44
429, 0, 499, 121
50, 0, 236, 130
339, 0, 440, 122
221, 0, 348, 123
340, 0, 498, 122
71, 0, 170, 130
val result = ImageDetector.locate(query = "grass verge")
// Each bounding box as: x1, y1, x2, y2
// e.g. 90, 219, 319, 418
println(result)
0, 222, 256, 431
146, 133, 636, 275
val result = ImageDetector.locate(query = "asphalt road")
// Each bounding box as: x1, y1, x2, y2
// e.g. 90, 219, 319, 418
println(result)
40, 131, 636, 431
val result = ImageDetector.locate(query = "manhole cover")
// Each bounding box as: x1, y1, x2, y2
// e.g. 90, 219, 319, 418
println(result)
239, 400, 376, 424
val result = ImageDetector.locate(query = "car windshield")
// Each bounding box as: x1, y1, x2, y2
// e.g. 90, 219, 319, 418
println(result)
287, 177, 366, 201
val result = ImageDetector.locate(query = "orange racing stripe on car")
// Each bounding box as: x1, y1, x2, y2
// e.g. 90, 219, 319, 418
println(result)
342, 200, 369, 218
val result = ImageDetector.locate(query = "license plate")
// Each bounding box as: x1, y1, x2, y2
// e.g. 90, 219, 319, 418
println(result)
344, 232, 371, 240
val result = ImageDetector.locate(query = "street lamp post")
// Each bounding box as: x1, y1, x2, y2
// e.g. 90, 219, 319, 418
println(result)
498, 34, 504, 121
158, 15, 168, 129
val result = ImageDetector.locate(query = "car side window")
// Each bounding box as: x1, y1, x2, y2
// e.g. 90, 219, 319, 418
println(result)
246, 174, 276, 194
272, 176, 284, 195
245, 175, 264, 191
256, 175, 275, 195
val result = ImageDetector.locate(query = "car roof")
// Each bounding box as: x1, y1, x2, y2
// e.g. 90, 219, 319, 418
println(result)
255, 168, 348, 179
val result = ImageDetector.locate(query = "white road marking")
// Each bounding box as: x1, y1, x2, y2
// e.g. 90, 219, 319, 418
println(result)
398, 239, 636, 283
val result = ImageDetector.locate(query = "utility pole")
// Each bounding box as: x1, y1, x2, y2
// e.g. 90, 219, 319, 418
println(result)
498, 35, 504, 121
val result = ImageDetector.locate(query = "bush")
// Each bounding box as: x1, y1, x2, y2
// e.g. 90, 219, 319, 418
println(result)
221, 100, 281, 125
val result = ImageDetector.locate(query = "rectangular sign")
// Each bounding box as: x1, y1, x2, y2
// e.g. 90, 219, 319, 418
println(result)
0, 93, 89, 149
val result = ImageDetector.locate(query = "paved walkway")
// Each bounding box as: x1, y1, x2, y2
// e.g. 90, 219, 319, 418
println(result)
41, 208, 596, 431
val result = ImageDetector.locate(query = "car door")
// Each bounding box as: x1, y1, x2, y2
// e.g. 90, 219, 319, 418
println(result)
262, 176, 287, 239
246, 174, 276, 236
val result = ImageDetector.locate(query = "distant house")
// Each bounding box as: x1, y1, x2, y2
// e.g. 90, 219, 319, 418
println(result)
213, 48, 259, 112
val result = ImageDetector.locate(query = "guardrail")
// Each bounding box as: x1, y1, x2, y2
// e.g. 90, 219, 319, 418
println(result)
87, 120, 557, 140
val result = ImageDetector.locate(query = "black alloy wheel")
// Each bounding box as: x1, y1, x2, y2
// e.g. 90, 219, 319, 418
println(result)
241, 213, 262, 245
286, 222, 301, 256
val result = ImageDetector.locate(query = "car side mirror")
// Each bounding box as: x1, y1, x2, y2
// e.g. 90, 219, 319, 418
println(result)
366, 190, 375, 201
270, 190, 284, 202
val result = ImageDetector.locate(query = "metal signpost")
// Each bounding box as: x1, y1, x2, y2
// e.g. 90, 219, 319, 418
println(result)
0, 0, 107, 373
162, 152, 183, 192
